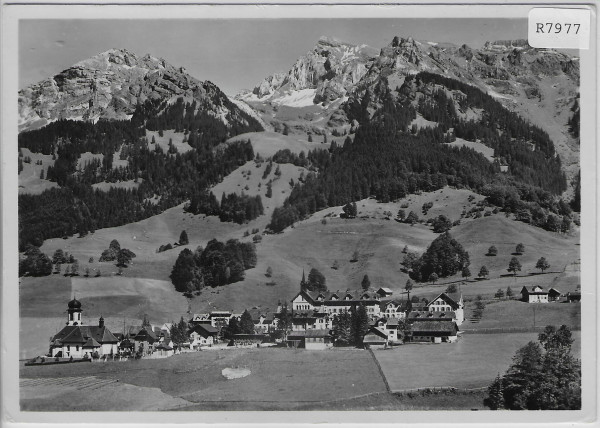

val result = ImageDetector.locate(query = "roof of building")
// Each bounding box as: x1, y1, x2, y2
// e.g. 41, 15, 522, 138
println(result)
83, 337, 101, 348
426, 292, 462, 310
133, 327, 158, 342
189, 324, 219, 338
521, 286, 557, 295
68, 298, 82, 309
293, 289, 381, 306
410, 321, 458, 334
51, 324, 119, 345
380, 299, 409, 312
287, 329, 331, 338
377, 287, 393, 294
408, 311, 456, 321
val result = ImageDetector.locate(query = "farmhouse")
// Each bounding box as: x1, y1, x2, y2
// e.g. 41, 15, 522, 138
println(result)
380, 299, 409, 319
566, 291, 581, 303
363, 327, 389, 349
409, 320, 459, 343
372, 317, 402, 343
189, 324, 219, 348
49, 299, 119, 359
520, 286, 561, 303
425, 292, 464, 325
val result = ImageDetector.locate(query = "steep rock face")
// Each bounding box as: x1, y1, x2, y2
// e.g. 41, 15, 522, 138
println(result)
244, 36, 378, 106
19, 48, 256, 132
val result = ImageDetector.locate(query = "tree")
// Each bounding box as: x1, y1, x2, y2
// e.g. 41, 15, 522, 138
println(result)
429, 272, 439, 284
478, 265, 489, 279
223, 316, 241, 340
19, 247, 53, 277
332, 311, 352, 346
361, 274, 371, 291
89, 257, 94, 263
276, 304, 293, 340
402, 244, 408, 254
446, 283, 457, 293
265, 181, 273, 198
397, 210, 406, 221
52, 249, 66, 264
71, 260, 79, 276
405, 279, 413, 300
487, 245, 498, 256
484, 374, 505, 410
351, 250, 359, 262
350, 304, 369, 347
432, 215, 452, 233
100, 239, 121, 262
495, 288, 505, 299
506, 286, 514, 298
515, 243, 525, 255
507, 257, 522, 276
84, 267, 90, 277
461, 266, 471, 281
117, 249, 136, 267
179, 230, 189, 246
265, 266, 273, 278
343, 202, 357, 218
412, 232, 470, 282
535, 257, 550, 273
170, 317, 189, 349
406, 211, 419, 225
240, 310, 255, 334
308, 133, 313, 142
401, 252, 419, 273
307, 268, 327, 291
487, 326, 581, 410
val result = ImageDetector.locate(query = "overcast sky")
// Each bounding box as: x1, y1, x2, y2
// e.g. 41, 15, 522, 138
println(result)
19, 19, 527, 95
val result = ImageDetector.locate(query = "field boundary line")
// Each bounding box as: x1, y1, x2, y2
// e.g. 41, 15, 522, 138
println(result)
392, 385, 488, 394
367, 348, 391, 393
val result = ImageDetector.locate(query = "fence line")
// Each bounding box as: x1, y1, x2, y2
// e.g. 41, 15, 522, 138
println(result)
392, 385, 488, 395
367, 348, 391, 393
462, 325, 580, 334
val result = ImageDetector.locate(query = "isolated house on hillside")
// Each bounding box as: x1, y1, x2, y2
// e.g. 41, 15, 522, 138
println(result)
49, 299, 119, 358
376, 287, 394, 298
520, 286, 561, 303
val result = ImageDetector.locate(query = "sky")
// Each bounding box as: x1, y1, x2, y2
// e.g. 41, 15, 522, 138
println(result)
19, 18, 527, 95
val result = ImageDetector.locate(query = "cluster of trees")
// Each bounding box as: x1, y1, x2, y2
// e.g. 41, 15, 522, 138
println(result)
331, 304, 370, 347
184, 191, 264, 224
99, 239, 136, 267
19, 246, 53, 277
484, 325, 580, 410
271, 149, 310, 168
401, 232, 470, 282
300, 268, 327, 292
221, 310, 256, 340
170, 239, 257, 293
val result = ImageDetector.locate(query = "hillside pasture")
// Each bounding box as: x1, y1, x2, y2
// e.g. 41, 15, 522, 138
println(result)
226, 131, 327, 158
375, 331, 581, 391
146, 129, 193, 154
18, 148, 58, 195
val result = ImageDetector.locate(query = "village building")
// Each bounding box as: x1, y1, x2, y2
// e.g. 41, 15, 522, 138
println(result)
49, 299, 119, 359
132, 327, 158, 355
189, 324, 219, 348
189, 313, 211, 327
286, 329, 333, 350
371, 317, 402, 343
566, 291, 581, 303
376, 287, 394, 298
409, 320, 459, 343
408, 311, 456, 322
425, 292, 464, 325
380, 299, 409, 319
520, 286, 561, 303
362, 326, 389, 349
254, 314, 276, 334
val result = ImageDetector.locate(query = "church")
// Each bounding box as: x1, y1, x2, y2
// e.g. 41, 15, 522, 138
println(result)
49, 298, 119, 359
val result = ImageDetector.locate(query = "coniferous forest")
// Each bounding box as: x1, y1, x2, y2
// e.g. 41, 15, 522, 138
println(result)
268, 72, 573, 234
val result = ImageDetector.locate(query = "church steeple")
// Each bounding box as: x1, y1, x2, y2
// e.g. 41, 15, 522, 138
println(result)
67, 296, 83, 326
300, 269, 307, 290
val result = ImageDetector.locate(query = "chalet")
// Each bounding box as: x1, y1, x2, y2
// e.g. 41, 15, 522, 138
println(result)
425, 292, 464, 325
49, 299, 119, 359
520, 286, 561, 303
291, 310, 330, 331
132, 327, 158, 355
287, 329, 333, 350
566, 291, 581, 303
363, 327, 389, 349
189, 324, 219, 348
409, 320, 459, 343
376, 287, 394, 298
210, 311, 233, 329
254, 314, 276, 334
380, 299, 409, 319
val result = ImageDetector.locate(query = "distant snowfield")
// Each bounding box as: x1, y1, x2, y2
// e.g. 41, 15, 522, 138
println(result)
272, 89, 317, 108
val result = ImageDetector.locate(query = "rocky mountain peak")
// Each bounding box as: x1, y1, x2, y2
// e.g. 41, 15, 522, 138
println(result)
18, 49, 249, 132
